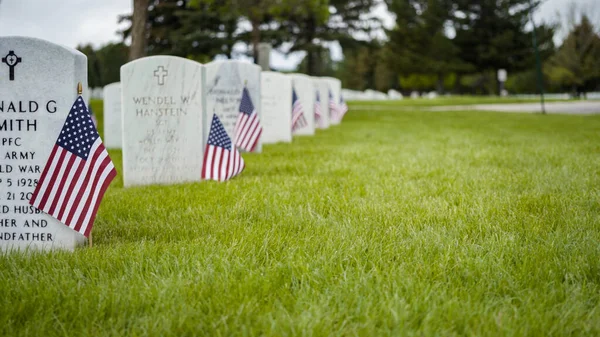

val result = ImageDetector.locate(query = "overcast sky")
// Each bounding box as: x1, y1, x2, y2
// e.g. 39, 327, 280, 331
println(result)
0, 0, 597, 70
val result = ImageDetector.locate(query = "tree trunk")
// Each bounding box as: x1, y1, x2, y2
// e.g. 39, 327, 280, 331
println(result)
251, 20, 261, 63
130, 0, 149, 61
436, 74, 444, 94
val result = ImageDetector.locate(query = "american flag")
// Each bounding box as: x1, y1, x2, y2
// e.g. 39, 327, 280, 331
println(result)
30, 96, 116, 237
234, 87, 262, 152
329, 90, 340, 123
202, 114, 245, 182
314, 90, 322, 128
292, 87, 307, 131
339, 95, 349, 120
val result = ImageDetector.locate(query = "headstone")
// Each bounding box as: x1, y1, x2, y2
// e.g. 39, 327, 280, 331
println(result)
427, 91, 438, 99
313, 78, 330, 129
365, 89, 388, 100
388, 89, 403, 100
102, 82, 122, 149
410, 91, 420, 99
321, 77, 342, 125
257, 43, 272, 71
205, 60, 262, 152
289, 74, 315, 135
260, 71, 292, 144
120, 56, 206, 187
0, 36, 87, 251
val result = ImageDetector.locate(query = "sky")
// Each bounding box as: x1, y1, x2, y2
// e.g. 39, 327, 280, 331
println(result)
0, 0, 597, 71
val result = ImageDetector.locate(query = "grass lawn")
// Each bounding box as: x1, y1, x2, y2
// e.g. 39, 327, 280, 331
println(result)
1, 101, 599, 336
348, 95, 575, 107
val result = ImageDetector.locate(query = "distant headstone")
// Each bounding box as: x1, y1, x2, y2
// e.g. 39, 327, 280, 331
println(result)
261, 71, 292, 144
427, 91, 438, 99
120, 56, 206, 187
289, 74, 315, 135
103, 82, 122, 149
313, 78, 330, 129
0, 36, 87, 251
365, 89, 388, 100
321, 77, 341, 125
205, 60, 262, 152
410, 91, 420, 99
257, 43, 272, 71
388, 89, 403, 100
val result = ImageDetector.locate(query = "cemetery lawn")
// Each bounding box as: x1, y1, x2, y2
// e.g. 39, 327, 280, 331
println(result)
349, 95, 575, 107
2, 101, 600, 337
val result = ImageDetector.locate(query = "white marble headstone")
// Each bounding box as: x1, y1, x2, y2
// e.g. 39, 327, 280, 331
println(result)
205, 60, 262, 152
321, 77, 341, 125
120, 56, 205, 187
388, 89, 403, 100
261, 71, 292, 144
103, 82, 122, 149
313, 78, 330, 129
0, 36, 87, 251
289, 74, 315, 136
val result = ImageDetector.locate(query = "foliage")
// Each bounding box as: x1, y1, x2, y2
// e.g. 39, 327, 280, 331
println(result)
544, 15, 600, 95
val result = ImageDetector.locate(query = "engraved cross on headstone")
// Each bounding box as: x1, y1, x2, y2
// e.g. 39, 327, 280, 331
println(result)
154, 66, 168, 85
2, 50, 22, 81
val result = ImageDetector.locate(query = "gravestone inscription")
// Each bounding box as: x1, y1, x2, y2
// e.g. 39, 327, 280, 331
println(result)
0, 36, 88, 251
120, 56, 205, 187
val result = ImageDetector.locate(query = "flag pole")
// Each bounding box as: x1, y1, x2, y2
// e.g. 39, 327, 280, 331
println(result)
529, 0, 546, 114
78, 82, 93, 248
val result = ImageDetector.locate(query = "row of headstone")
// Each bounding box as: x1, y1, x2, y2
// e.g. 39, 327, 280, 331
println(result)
103, 69, 343, 150
0, 36, 346, 252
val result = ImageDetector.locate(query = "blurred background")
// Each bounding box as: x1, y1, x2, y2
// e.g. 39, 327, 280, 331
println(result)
1, 0, 598, 97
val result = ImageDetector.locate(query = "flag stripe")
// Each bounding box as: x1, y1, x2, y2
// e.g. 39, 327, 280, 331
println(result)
57, 158, 85, 222
83, 167, 116, 237
30, 145, 58, 206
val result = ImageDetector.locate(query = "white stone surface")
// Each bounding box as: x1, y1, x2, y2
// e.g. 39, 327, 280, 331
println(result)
427, 91, 438, 99
260, 71, 292, 144
103, 82, 122, 149
365, 89, 388, 100
205, 60, 262, 152
321, 77, 341, 125
312, 78, 330, 129
388, 89, 403, 100
120, 56, 205, 187
0, 36, 87, 251
289, 74, 315, 135
410, 91, 420, 99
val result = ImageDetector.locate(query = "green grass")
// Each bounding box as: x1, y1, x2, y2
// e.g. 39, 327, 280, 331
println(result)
1, 100, 600, 336
348, 95, 574, 107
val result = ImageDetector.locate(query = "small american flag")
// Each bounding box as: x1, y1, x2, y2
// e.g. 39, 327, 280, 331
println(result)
234, 87, 262, 152
292, 87, 307, 131
202, 114, 245, 182
339, 95, 348, 120
314, 90, 322, 128
30, 96, 116, 237
328, 90, 340, 123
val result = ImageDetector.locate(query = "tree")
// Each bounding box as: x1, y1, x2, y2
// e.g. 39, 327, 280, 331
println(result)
452, 0, 555, 86
77, 44, 102, 87
130, 0, 150, 60
545, 15, 600, 96
96, 43, 130, 85
387, 0, 466, 93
